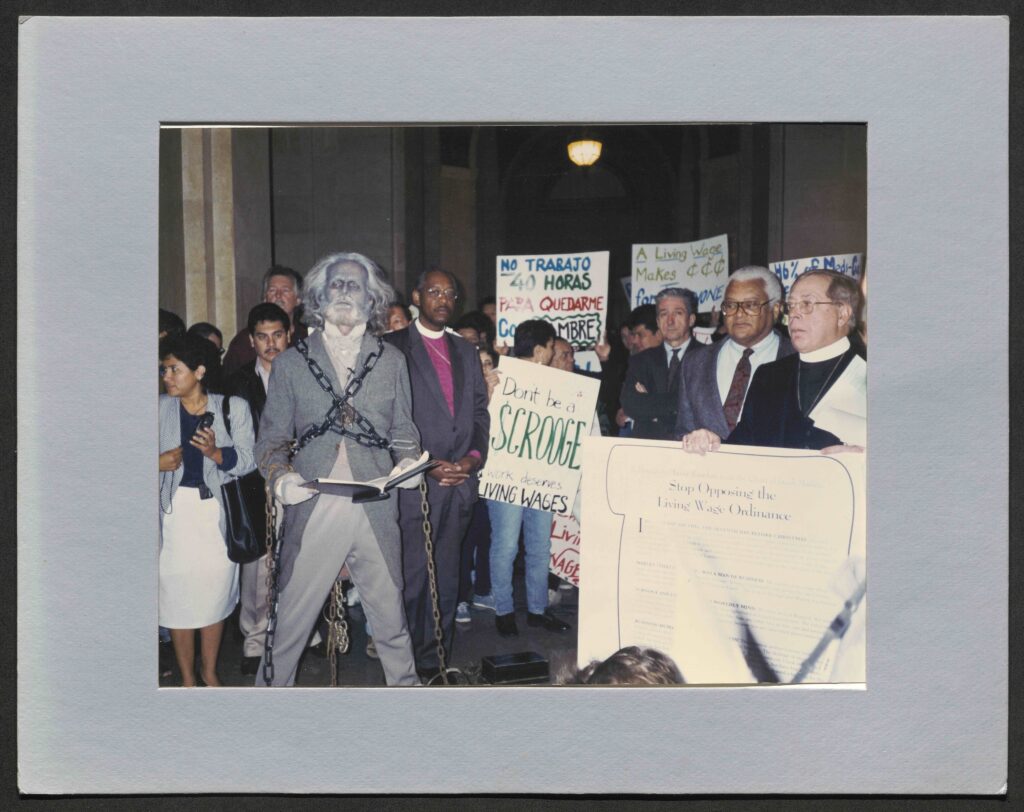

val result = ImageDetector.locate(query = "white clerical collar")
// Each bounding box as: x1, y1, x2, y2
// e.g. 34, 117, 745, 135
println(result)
323, 320, 367, 342
800, 335, 850, 362
727, 331, 777, 355
414, 319, 447, 340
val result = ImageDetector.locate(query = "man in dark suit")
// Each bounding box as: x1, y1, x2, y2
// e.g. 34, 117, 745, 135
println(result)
682, 269, 865, 453
675, 266, 793, 440
224, 302, 291, 675
619, 288, 703, 440
384, 267, 490, 681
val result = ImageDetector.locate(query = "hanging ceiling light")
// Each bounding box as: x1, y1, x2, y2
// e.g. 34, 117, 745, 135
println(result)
567, 138, 602, 167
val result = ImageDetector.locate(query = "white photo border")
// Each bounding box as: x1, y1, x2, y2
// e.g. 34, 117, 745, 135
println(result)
17, 16, 1007, 794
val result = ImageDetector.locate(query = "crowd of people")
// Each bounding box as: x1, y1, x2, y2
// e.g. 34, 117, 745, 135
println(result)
158, 252, 867, 687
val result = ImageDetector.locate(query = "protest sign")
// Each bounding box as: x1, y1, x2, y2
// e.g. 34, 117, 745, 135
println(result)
631, 235, 729, 313
549, 511, 580, 587
619, 275, 632, 303
577, 438, 866, 684
770, 252, 864, 297
479, 357, 600, 515
496, 250, 609, 351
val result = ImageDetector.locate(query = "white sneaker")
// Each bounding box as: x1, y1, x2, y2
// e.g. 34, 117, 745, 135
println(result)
456, 601, 472, 624
471, 593, 496, 612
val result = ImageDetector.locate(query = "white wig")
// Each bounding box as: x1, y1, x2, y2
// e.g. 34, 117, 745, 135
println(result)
302, 252, 396, 334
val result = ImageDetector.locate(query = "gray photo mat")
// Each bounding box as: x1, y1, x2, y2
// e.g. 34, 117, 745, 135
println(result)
17, 16, 1007, 794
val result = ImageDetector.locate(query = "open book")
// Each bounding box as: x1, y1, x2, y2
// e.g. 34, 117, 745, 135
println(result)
303, 451, 439, 502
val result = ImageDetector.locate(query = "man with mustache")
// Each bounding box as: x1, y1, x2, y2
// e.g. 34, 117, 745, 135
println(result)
222, 266, 307, 376
674, 267, 794, 442
681, 269, 864, 453
224, 302, 291, 676
384, 267, 490, 681
254, 252, 423, 686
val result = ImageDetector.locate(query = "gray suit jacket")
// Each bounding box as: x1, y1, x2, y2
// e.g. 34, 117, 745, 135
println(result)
674, 331, 795, 439
158, 393, 256, 548
255, 330, 421, 588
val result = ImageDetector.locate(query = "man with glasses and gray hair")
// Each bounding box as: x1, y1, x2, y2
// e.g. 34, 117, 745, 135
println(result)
682, 268, 865, 453
674, 266, 794, 441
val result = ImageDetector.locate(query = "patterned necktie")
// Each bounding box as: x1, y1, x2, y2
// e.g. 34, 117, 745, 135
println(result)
723, 348, 755, 432
667, 347, 682, 391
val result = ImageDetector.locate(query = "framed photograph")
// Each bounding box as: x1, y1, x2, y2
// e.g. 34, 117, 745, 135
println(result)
18, 16, 1007, 794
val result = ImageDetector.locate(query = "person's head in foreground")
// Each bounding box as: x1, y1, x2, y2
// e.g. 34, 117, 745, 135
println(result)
562, 646, 685, 686
786, 270, 859, 354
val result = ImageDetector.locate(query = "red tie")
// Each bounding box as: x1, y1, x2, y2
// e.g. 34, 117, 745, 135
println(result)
723, 348, 754, 432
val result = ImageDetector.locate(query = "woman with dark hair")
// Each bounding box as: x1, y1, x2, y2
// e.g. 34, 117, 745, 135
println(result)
158, 333, 255, 686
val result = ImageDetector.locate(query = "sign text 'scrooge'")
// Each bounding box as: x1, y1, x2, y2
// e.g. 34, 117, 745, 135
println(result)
479, 357, 599, 516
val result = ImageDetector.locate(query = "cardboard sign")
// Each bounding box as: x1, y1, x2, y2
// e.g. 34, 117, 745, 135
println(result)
479, 357, 599, 515
770, 253, 864, 297
577, 438, 866, 684
631, 235, 729, 313
496, 251, 609, 351
549, 511, 580, 587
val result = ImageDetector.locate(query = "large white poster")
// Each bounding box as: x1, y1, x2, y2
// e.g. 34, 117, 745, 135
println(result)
770, 252, 864, 297
479, 357, 600, 515
578, 438, 865, 684
495, 250, 609, 351
631, 235, 729, 313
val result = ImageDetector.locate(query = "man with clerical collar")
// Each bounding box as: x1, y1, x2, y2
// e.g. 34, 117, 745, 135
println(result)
620, 287, 703, 440
225, 302, 291, 676
674, 266, 794, 441
682, 269, 865, 453
255, 252, 423, 686
383, 267, 490, 682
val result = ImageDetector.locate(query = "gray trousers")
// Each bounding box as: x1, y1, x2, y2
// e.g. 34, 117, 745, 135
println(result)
256, 494, 419, 687
239, 552, 271, 657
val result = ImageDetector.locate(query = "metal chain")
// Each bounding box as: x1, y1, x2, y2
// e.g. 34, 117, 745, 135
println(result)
261, 457, 292, 687
324, 575, 350, 687
420, 479, 450, 685
294, 338, 390, 451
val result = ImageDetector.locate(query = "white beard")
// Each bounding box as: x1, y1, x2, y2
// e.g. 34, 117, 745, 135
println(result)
325, 299, 368, 328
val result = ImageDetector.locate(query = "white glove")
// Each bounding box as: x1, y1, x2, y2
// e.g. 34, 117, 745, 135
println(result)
274, 472, 316, 505
389, 457, 423, 490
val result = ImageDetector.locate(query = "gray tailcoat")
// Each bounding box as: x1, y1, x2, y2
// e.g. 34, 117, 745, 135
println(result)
255, 330, 421, 588
674, 331, 794, 439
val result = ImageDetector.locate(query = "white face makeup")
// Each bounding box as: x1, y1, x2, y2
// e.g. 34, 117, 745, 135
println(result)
324, 261, 370, 328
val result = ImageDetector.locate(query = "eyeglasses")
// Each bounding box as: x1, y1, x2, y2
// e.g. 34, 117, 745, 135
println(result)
784, 300, 839, 316
721, 300, 770, 316
424, 287, 459, 301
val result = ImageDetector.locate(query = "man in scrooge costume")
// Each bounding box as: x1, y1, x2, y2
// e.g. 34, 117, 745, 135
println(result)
255, 252, 424, 686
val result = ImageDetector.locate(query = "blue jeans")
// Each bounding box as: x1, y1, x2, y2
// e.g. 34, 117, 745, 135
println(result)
486, 499, 553, 616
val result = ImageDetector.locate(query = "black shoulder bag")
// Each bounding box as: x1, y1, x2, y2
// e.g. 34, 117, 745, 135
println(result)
220, 396, 267, 564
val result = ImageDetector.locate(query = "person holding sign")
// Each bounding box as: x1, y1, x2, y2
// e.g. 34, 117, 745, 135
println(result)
681, 270, 865, 453
674, 267, 794, 441
254, 252, 423, 687
620, 288, 703, 440
486, 319, 573, 637
384, 268, 491, 681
